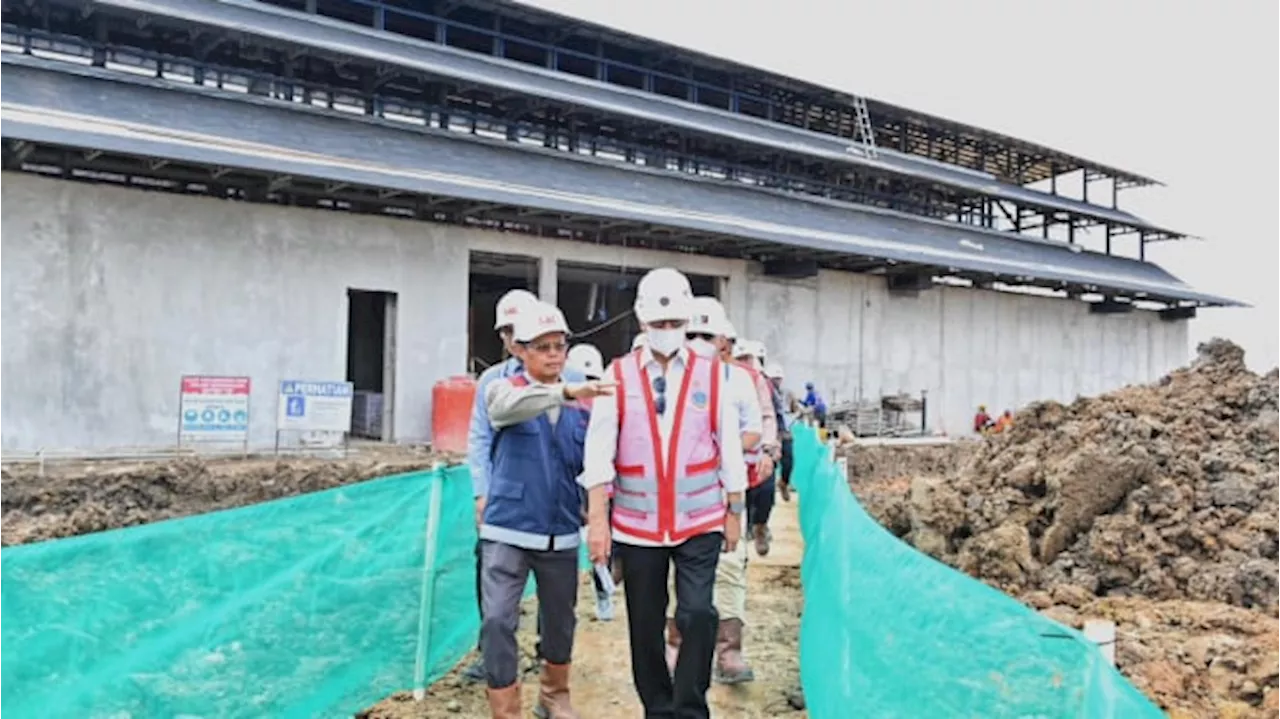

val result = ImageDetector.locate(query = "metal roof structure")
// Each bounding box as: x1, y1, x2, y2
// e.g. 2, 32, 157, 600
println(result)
480, 0, 1161, 188
47, 0, 1181, 241
1, 59, 1236, 308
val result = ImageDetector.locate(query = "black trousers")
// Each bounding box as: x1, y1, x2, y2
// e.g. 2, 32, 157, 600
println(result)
747, 476, 775, 528
474, 540, 485, 652
619, 533, 722, 719
780, 437, 795, 486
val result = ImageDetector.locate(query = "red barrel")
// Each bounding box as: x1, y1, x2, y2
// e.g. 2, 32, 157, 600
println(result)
432, 376, 478, 454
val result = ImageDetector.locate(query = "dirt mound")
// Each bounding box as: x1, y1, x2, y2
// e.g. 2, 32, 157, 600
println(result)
840, 443, 978, 538
901, 338, 1279, 612
1043, 598, 1279, 719
1, 450, 440, 546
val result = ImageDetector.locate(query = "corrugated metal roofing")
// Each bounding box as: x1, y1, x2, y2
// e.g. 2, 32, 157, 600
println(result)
0, 59, 1237, 306
74, 0, 1180, 236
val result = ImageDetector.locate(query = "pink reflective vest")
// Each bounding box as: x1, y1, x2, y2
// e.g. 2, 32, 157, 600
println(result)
610, 349, 725, 543
730, 359, 769, 488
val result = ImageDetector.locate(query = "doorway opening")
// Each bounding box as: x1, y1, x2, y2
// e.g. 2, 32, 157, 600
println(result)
557, 261, 718, 362
347, 289, 398, 441
468, 251, 539, 373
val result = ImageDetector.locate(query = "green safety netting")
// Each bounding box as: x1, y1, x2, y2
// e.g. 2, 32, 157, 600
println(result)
2, 436, 1164, 719
790, 424, 1164, 718
1, 466, 479, 718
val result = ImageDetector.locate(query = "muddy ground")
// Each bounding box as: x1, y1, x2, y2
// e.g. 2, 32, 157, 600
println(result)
843, 340, 1280, 719
0, 442, 444, 546
361, 499, 807, 718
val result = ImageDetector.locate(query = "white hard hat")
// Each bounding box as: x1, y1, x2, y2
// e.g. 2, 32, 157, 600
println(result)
734, 339, 760, 360
494, 289, 539, 330
512, 302, 570, 343
722, 320, 738, 341
566, 344, 604, 379
754, 342, 768, 363
631, 334, 649, 351
634, 268, 694, 324
687, 296, 729, 336
765, 363, 784, 380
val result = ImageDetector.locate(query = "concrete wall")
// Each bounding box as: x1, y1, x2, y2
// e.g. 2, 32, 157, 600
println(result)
1, 172, 1189, 450
1, 173, 469, 451
743, 269, 1189, 436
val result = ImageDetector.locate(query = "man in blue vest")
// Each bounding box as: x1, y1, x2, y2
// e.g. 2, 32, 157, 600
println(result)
463, 288, 538, 682
465, 289, 588, 683
481, 302, 615, 719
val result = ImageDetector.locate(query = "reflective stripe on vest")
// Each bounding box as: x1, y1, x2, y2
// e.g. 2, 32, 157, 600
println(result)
610, 350, 723, 542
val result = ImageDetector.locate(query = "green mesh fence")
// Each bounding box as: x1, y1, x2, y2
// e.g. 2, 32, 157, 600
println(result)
1, 465, 479, 718
4, 438, 1164, 719
791, 425, 1164, 718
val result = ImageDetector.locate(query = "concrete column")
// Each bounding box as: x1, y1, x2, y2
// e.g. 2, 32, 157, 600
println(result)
723, 264, 751, 329
538, 251, 559, 305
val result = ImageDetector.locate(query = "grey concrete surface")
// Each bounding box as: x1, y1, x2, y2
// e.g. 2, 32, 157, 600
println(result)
1, 173, 468, 450
1, 172, 1189, 450
744, 270, 1188, 435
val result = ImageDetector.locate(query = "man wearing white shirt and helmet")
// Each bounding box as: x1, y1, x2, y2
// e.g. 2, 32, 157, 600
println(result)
582, 268, 746, 719
674, 296, 765, 683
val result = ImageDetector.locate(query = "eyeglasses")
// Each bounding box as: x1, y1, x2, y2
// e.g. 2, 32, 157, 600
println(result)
652, 375, 667, 416
526, 340, 568, 354
687, 333, 716, 342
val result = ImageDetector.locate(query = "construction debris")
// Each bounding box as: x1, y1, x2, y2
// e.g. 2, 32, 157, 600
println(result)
847, 339, 1280, 718
906, 339, 1278, 611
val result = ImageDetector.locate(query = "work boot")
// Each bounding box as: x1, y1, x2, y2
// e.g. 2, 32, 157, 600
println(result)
532, 662, 579, 719
665, 618, 682, 675
714, 618, 755, 685
754, 525, 771, 557
779, 482, 792, 502
486, 683, 521, 719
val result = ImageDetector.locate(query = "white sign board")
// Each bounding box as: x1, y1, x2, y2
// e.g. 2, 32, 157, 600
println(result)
277, 380, 355, 433
180, 376, 251, 442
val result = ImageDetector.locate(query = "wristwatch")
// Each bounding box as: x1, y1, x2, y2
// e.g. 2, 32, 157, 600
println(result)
727, 500, 746, 516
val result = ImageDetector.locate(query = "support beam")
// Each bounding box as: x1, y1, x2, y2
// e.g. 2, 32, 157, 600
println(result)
1160, 306, 1197, 321
1090, 298, 1135, 315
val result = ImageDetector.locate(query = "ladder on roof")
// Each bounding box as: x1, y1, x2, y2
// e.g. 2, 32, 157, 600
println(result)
850, 95, 879, 160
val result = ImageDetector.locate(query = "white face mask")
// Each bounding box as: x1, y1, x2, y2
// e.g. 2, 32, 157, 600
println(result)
646, 328, 685, 356
687, 337, 716, 358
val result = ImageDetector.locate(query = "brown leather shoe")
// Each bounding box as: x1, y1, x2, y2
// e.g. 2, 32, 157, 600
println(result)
714, 618, 755, 684
754, 525, 771, 556
486, 683, 522, 719
665, 618, 682, 674
532, 662, 579, 719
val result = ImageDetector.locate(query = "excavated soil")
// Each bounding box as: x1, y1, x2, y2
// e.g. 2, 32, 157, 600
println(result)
361, 499, 807, 718
847, 339, 1280, 718
1, 444, 444, 546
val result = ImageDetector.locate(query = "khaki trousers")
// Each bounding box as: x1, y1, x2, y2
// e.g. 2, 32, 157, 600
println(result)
667, 536, 748, 622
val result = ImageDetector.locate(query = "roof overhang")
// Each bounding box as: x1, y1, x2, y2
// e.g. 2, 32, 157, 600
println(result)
34, 0, 1184, 238
0, 59, 1241, 308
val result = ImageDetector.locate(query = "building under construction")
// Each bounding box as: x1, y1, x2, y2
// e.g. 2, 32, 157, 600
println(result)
0, 0, 1237, 450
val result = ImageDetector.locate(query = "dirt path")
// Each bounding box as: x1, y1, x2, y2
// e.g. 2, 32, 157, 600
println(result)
365, 498, 807, 718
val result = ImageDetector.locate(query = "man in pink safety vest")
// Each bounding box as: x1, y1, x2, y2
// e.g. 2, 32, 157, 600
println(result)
581, 268, 747, 719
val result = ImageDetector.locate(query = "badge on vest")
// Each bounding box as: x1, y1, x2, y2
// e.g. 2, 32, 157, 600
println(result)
691, 390, 709, 409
